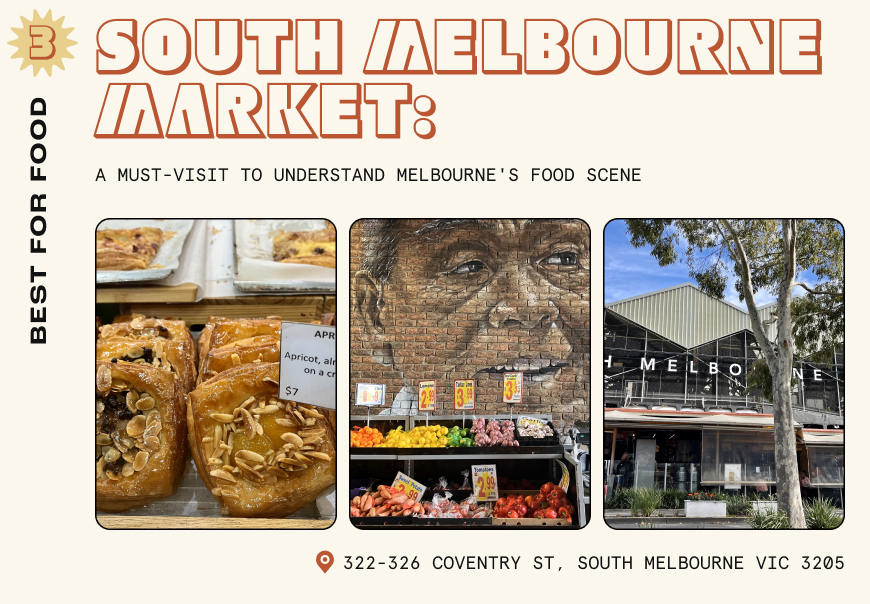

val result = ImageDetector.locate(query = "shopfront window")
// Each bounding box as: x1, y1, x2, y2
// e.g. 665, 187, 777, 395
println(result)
807, 446, 844, 486
701, 429, 776, 487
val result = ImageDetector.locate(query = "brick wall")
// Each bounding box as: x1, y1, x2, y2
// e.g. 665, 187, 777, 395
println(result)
350, 219, 590, 436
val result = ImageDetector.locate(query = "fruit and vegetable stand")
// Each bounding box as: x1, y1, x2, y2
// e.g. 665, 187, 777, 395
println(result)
350, 414, 583, 529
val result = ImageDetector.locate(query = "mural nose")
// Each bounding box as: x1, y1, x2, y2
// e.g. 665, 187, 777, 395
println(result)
487, 265, 557, 329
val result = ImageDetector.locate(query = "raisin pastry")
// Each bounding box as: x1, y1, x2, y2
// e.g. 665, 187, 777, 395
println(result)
99, 317, 196, 373
96, 227, 164, 271
96, 361, 187, 512
187, 362, 336, 518
97, 338, 196, 393
198, 335, 280, 385
272, 227, 336, 268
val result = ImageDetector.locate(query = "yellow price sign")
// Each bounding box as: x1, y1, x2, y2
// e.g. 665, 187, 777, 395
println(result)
503, 372, 523, 403
391, 471, 427, 502
417, 380, 436, 412
454, 379, 475, 411
472, 464, 498, 502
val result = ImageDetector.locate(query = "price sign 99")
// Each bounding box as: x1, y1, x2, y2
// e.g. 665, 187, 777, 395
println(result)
391, 471, 427, 502
472, 464, 498, 502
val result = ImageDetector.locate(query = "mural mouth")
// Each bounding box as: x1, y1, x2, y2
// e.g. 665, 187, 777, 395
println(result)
475, 358, 569, 382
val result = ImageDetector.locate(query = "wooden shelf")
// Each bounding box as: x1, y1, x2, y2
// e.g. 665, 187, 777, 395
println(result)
97, 283, 199, 304
97, 516, 334, 529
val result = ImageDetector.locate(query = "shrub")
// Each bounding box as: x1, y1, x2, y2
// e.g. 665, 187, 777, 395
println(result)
605, 488, 633, 509
631, 487, 663, 517
660, 489, 690, 509
747, 506, 791, 529
725, 494, 753, 516
804, 498, 843, 530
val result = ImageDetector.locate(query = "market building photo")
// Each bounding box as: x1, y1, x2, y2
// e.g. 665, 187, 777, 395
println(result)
603, 220, 844, 529
349, 219, 591, 528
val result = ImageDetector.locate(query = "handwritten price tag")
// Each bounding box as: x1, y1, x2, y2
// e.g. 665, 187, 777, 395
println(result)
418, 380, 436, 412
472, 464, 498, 502
454, 379, 475, 411
391, 472, 427, 502
503, 372, 523, 403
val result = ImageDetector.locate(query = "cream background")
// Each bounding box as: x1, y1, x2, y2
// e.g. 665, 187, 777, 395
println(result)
1, 0, 865, 600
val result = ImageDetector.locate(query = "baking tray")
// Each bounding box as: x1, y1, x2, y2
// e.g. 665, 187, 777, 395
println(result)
96, 219, 195, 283
233, 219, 336, 293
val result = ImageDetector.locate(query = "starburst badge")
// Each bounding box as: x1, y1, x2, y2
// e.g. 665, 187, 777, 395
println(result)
8, 10, 77, 76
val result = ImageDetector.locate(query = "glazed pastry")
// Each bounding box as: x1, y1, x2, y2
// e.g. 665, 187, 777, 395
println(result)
96, 361, 187, 512
96, 227, 164, 270
198, 335, 280, 385
97, 338, 196, 393
272, 227, 336, 268
187, 362, 336, 517
198, 317, 281, 369
99, 317, 196, 366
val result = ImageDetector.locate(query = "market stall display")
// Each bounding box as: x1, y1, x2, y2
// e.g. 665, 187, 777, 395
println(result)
96, 227, 164, 270
349, 414, 582, 528
95, 219, 195, 283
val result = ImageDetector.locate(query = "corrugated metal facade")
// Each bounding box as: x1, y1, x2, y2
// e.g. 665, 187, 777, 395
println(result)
605, 283, 777, 348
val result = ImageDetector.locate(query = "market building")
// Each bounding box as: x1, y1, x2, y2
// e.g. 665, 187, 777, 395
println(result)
604, 283, 844, 507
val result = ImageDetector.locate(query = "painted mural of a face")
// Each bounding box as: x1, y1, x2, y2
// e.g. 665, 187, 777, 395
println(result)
354, 219, 589, 410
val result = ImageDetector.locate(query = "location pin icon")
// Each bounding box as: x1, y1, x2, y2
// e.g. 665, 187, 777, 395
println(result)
316, 551, 334, 573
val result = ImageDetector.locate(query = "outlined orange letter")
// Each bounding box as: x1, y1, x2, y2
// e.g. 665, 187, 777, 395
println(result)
729, 20, 773, 74
780, 19, 821, 74
94, 84, 163, 138
320, 83, 362, 138
244, 19, 292, 74
216, 83, 265, 138
166, 84, 214, 138
96, 20, 139, 74
364, 20, 432, 74
364, 83, 412, 139
435, 20, 476, 74
267, 83, 318, 138
625, 19, 672, 75
572, 19, 621, 75
525, 20, 569, 74
678, 19, 726, 74
195, 20, 243, 75
296, 20, 342, 74
482, 20, 520, 74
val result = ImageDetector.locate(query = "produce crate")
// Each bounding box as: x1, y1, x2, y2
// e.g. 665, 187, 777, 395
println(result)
351, 516, 413, 527
492, 517, 572, 527
411, 516, 493, 527
516, 420, 560, 447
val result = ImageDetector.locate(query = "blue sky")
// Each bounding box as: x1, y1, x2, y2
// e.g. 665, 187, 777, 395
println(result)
604, 220, 816, 309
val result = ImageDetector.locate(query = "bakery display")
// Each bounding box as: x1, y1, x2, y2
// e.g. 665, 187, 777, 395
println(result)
198, 317, 282, 369
96, 227, 164, 271
96, 360, 187, 512
272, 224, 336, 268
188, 362, 336, 517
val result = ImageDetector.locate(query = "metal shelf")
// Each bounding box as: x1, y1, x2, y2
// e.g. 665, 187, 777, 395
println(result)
397, 453, 565, 460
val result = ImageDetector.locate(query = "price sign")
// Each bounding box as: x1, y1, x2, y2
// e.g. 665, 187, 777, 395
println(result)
557, 460, 571, 493
518, 416, 546, 429
503, 372, 523, 403
356, 383, 385, 407
278, 322, 336, 409
418, 380, 436, 412
391, 472, 427, 502
454, 379, 475, 411
472, 465, 498, 502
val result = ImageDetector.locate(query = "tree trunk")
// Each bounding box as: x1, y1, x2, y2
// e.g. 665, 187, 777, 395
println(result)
770, 220, 806, 528
719, 219, 807, 528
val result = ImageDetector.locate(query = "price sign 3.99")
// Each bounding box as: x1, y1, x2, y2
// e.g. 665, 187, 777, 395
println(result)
472, 464, 498, 502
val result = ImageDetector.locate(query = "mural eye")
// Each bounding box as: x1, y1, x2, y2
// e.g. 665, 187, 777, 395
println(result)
542, 251, 578, 266
451, 260, 486, 275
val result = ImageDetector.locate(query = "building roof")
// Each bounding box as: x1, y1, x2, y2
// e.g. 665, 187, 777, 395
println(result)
605, 283, 777, 348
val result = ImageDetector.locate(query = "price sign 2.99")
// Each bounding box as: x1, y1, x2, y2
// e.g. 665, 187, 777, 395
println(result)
472, 464, 498, 502
418, 380, 436, 412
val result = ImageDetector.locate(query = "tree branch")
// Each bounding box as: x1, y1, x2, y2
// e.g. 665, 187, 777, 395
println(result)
794, 282, 844, 297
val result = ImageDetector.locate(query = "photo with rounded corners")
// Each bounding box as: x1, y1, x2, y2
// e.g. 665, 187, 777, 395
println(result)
602, 218, 844, 530
95, 217, 337, 529
349, 218, 591, 529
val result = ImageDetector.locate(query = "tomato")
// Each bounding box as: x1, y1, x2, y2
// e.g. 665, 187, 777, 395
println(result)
507, 510, 519, 519
543, 508, 559, 519
541, 482, 557, 495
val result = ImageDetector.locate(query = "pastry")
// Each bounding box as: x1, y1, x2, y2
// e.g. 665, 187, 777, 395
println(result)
187, 362, 336, 517
96, 360, 187, 512
272, 225, 336, 268
97, 338, 196, 393
198, 317, 281, 369
97, 315, 196, 368
198, 335, 280, 385
96, 227, 164, 270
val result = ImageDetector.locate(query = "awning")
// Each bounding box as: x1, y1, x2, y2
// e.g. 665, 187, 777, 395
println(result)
800, 430, 844, 446
604, 409, 800, 430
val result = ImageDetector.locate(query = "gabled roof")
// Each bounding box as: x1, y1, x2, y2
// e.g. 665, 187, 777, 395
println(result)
605, 283, 777, 348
